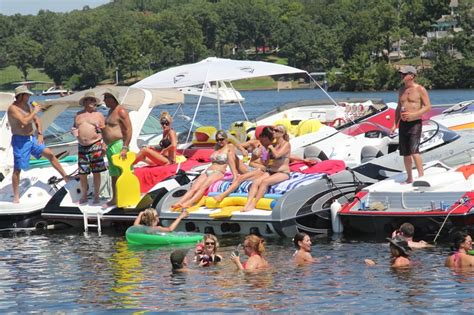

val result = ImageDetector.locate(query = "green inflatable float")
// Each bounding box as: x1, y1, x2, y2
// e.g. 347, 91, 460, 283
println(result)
126, 225, 203, 245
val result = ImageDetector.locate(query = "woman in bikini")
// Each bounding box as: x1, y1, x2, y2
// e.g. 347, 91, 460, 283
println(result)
171, 130, 238, 209
194, 234, 223, 267
242, 125, 291, 212
445, 231, 474, 268
213, 136, 267, 203
135, 111, 177, 166
293, 232, 318, 265
230, 234, 269, 271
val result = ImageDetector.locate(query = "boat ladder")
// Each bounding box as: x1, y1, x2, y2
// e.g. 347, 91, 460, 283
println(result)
83, 210, 102, 235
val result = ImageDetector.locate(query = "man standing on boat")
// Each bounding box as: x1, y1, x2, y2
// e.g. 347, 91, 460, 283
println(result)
392, 66, 432, 183
101, 88, 132, 208
7, 85, 70, 203
72, 91, 107, 204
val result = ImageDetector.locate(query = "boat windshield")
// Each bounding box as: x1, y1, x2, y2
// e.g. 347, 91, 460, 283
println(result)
418, 120, 460, 153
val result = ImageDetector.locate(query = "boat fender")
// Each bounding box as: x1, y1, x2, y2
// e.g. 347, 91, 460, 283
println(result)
330, 199, 344, 233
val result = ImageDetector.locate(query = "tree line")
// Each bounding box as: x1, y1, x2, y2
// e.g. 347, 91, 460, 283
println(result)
0, 0, 472, 91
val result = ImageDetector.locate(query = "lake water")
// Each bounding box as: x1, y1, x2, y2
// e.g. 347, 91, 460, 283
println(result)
1, 88, 474, 312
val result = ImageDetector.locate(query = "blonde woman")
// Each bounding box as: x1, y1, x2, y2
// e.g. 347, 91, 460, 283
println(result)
194, 234, 223, 266
171, 130, 238, 209
135, 112, 177, 166
242, 125, 291, 212
230, 234, 269, 271
133, 207, 188, 232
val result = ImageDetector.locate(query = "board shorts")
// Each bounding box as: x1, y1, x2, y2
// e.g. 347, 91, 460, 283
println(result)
12, 135, 45, 170
399, 119, 422, 156
78, 140, 107, 175
106, 139, 123, 177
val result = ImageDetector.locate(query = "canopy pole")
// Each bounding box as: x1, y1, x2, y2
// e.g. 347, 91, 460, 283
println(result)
228, 81, 248, 121
217, 82, 222, 130
306, 71, 339, 107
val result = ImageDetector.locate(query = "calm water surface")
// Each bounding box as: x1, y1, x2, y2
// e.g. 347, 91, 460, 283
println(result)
1, 89, 474, 312
1, 230, 474, 313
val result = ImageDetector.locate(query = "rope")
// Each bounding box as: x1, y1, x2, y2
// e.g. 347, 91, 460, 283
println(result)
433, 198, 467, 243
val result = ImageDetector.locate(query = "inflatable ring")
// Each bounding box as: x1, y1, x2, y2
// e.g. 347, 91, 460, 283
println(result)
126, 225, 203, 245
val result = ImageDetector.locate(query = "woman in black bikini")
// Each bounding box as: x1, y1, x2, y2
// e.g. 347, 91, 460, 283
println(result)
242, 125, 291, 212
135, 111, 177, 166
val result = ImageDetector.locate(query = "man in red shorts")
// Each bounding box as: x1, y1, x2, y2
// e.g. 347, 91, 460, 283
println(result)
391, 66, 432, 183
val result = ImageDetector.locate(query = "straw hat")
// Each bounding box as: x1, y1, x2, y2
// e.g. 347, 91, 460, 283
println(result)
103, 88, 120, 104
14, 85, 34, 97
79, 91, 101, 106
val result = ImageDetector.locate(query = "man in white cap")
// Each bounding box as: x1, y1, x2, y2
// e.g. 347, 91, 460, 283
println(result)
101, 88, 132, 208
71, 91, 107, 204
391, 65, 432, 183
7, 85, 70, 203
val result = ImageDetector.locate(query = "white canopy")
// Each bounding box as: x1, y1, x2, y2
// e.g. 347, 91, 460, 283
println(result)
132, 57, 307, 89
0, 92, 14, 111
40, 86, 184, 111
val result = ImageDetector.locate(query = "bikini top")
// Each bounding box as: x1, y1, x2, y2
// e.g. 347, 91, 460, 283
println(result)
210, 151, 228, 164
159, 131, 173, 149
251, 145, 262, 159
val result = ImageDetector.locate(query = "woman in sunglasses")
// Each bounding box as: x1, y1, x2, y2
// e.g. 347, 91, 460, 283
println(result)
194, 234, 222, 267
135, 111, 177, 166
241, 125, 291, 212
171, 130, 238, 210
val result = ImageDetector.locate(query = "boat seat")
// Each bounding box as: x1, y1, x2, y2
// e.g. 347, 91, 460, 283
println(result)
273, 118, 299, 135
229, 120, 256, 143
192, 126, 217, 146
296, 119, 322, 136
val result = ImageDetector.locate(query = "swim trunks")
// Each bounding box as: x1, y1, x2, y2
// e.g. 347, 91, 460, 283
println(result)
106, 139, 123, 176
399, 119, 422, 156
11, 135, 45, 170
78, 140, 107, 175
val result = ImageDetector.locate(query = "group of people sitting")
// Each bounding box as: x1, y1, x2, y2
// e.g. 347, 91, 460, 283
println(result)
171, 124, 293, 212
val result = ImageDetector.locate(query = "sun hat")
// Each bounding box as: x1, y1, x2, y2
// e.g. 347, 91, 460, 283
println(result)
14, 85, 34, 97
170, 249, 188, 269
103, 88, 120, 104
399, 65, 417, 75
79, 91, 101, 106
387, 236, 411, 256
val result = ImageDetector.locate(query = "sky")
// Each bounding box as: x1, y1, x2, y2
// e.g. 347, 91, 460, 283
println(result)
0, 0, 111, 16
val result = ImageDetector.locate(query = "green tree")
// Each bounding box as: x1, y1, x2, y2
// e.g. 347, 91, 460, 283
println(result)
78, 46, 107, 88
43, 39, 79, 85
6, 34, 42, 80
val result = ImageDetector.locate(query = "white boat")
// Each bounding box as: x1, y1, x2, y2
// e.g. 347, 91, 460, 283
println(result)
0, 86, 183, 230
178, 81, 245, 103
339, 146, 474, 238
41, 86, 71, 96
430, 99, 474, 131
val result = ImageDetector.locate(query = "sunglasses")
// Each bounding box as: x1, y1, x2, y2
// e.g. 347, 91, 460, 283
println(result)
84, 98, 96, 103
205, 242, 215, 245
160, 120, 169, 126
104, 95, 115, 100
216, 138, 225, 142
400, 73, 411, 77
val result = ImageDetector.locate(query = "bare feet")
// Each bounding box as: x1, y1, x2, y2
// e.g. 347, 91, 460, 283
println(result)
13, 198, 20, 204
78, 197, 88, 205
102, 199, 116, 209
171, 203, 182, 209
241, 201, 255, 212
213, 195, 224, 203
93, 197, 100, 204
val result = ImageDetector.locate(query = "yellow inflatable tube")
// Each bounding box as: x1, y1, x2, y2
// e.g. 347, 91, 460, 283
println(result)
205, 196, 276, 210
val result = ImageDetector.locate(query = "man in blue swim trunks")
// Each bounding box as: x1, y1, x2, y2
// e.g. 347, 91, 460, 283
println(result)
391, 66, 432, 183
7, 85, 70, 203
101, 88, 132, 208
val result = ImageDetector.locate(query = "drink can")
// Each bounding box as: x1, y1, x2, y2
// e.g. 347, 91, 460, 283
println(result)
430, 201, 436, 210
440, 201, 445, 211
31, 101, 39, 107
360, 201, 366, 210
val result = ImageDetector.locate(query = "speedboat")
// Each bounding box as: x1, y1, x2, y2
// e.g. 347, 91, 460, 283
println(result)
430, 99, 473, 131
338, 147, 474, 238
178, 80, 245, 103
155, 122, 474, 237
0, 86, 183, 230
41, 86, 71, 96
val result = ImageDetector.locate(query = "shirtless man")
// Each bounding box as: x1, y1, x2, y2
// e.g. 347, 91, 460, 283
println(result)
72, 91, 107, 204
101, 88, 132, 207
392, 222, 433, 249
391, 66, 432, 183
7, 85, 69, 203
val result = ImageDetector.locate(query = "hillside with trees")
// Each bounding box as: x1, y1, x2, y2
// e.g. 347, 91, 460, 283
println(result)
0, 0, 472, 91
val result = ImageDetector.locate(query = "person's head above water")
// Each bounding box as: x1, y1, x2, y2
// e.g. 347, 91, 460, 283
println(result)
140, 208, 158, 226
170, 249, 188, 270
